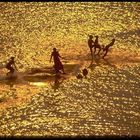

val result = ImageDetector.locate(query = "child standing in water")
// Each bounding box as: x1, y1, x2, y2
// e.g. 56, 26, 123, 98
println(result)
5, 57, 18, 76
93, 35, 102, 55
50, 48, 65, 74
88, 35, 94, 59
102, 39, 115, 58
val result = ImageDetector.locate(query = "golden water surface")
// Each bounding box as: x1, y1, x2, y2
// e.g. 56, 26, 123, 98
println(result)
0, 2, 140, 136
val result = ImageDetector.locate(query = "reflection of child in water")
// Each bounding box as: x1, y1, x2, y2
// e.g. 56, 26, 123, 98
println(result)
50, 75, 64, 92
50, 48, 65, 74
5, 57, 18, 76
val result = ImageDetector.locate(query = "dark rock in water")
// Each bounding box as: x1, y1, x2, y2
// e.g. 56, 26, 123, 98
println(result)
82, 68, 88, 78
76, 73, 83, 79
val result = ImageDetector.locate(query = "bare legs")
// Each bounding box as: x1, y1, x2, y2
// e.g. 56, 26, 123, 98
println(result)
93, 45, 101, 55
90, 47, 93, 60
102, 48, 108, 58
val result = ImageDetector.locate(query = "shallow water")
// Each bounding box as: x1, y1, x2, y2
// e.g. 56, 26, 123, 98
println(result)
0, 2, 140, 136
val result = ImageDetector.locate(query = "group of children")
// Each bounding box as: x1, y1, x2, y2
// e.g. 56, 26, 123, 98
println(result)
88, 35, 115, 59
4, 35, 115, 77
50, 35, 115, 75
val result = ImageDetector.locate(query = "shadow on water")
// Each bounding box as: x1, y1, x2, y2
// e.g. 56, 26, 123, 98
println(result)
0, 63, 79, 85
0, 75, 18, 87
88, 55, 101, 70
102, 57, 117, 68
87, 53, 120, 74
27, 63, 79, 75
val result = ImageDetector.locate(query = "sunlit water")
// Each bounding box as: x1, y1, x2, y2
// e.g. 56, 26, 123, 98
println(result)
0, 2, 140, 136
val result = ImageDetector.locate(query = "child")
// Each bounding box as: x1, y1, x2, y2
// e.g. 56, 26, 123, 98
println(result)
50, 48, 65, 74
5, 57, 18, 76
103, 39, 115, 58
93, 35, 102, 55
